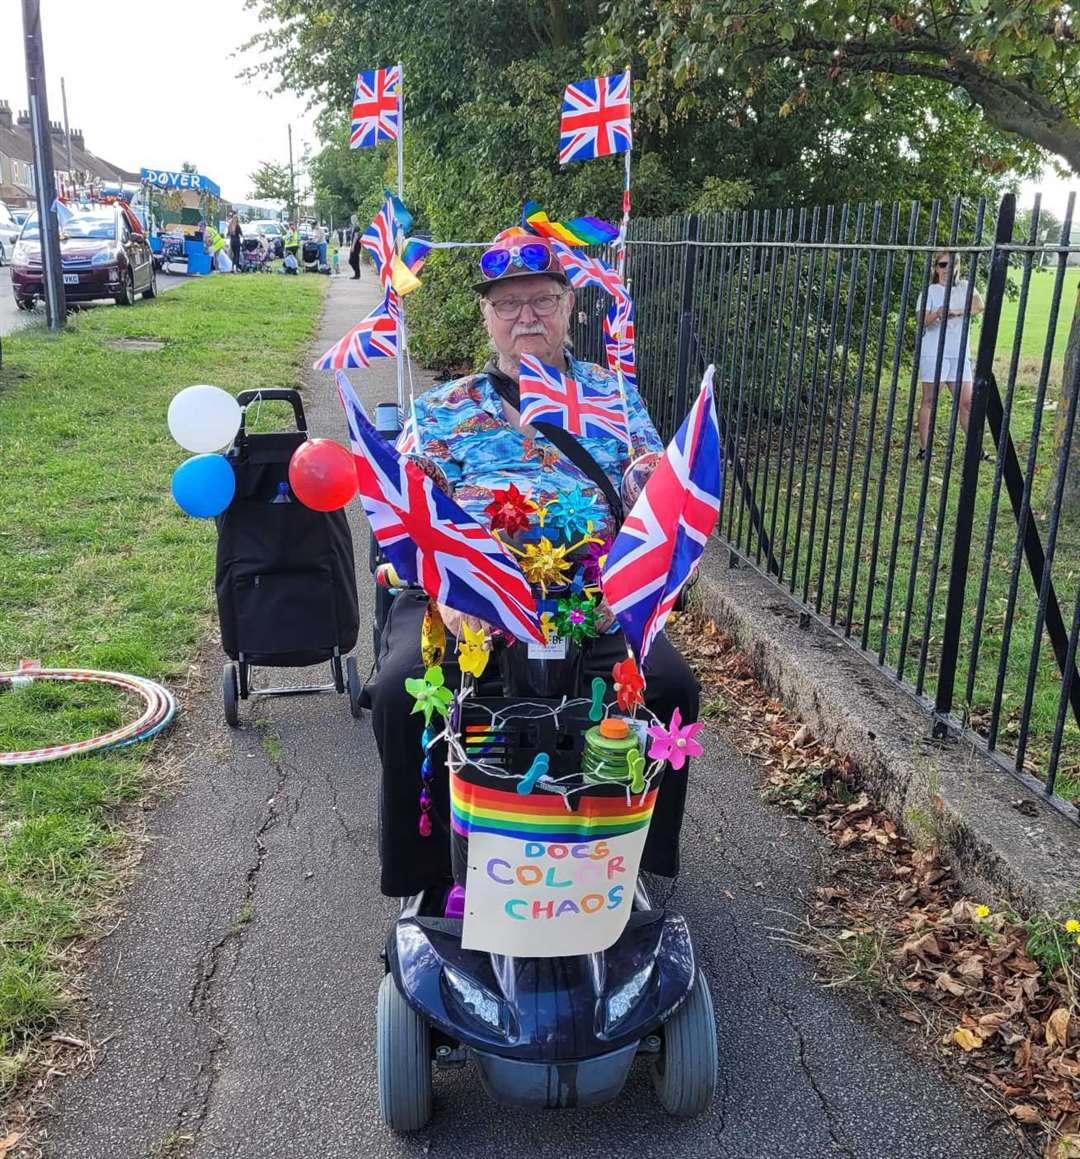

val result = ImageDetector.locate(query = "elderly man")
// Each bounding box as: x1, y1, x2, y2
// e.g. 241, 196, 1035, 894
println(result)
368, 228, 700, 900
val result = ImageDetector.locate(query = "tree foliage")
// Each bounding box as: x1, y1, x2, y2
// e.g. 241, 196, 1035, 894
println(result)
248, 159, 294, 206
240, 0, 1050, 366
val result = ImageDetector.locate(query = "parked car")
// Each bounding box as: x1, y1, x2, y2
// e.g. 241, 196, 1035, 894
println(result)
0, 202, 21, 266
11, 208, 30, 229
247, 219, 284, 258
11, 204, 156, 309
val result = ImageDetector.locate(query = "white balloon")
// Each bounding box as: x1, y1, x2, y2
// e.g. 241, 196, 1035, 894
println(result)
167, 385, 242, 453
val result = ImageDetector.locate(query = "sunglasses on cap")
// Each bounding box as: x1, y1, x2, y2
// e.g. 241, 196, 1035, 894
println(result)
480, 240, 556, 281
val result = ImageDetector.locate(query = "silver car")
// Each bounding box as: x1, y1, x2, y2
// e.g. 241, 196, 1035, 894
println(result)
0, 201, 21, 266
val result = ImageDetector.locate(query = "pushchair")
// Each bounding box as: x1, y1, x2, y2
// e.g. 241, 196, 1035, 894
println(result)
238, 236, 271, 273
302, 239, 330, 275
215, 389, 363, 724
366, 404, 718, 1131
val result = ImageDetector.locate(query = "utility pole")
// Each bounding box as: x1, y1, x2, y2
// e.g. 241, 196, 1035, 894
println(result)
60, 75, 73, 189
287, 123, 295, 222
21, 0, 65, 329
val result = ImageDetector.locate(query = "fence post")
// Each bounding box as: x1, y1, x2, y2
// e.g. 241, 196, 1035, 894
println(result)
933, 194, 1016, 736
673, 214, 701, 421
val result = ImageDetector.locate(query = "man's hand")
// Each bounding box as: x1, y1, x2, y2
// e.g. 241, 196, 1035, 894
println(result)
437, 604, 490, 639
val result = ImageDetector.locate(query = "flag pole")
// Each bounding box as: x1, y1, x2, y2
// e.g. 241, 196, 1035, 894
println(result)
394, 60, 406, 418
613, 66, 633, 439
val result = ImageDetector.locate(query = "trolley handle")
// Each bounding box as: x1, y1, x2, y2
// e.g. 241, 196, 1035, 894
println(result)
236, 389, 308, 434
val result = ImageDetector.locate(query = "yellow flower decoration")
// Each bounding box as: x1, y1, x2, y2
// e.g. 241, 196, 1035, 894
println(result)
540, 611, 557, 642
974, 904, 990, 920
458, 621, 490, 679
1065, 919, 1080, 934
502, 533, 602, 596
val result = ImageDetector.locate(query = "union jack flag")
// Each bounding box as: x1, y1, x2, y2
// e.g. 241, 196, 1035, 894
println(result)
601, 366, 723, 664
312, 288, 400, 370
519, 355, 629, 446
334, 373, 545, 644
603, 298, 637, 389
351, 66, 401, 149
362, 198, 398, 289
552, 241, 629, 304
559, 71, 632, 164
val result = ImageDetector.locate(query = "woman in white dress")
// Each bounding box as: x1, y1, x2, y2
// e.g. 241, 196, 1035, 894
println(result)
915, 250, 986, 462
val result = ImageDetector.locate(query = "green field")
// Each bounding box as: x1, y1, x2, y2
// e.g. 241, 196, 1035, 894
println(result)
0, 273, 325, 1078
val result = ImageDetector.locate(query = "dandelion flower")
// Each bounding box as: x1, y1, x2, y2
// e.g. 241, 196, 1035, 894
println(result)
1065, 919, 1080, 934
974, 905, 990, 919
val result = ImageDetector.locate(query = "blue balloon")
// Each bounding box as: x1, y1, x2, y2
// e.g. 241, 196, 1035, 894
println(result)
171, 454, 236, 518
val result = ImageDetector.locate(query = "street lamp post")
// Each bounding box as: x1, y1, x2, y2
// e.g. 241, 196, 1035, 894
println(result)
21, 0, 65, 329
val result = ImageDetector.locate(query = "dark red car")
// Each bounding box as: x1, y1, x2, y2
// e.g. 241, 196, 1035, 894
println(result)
11, 203, 157, 310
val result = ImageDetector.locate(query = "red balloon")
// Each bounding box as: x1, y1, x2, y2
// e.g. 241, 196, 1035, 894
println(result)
288, 438, 358, 511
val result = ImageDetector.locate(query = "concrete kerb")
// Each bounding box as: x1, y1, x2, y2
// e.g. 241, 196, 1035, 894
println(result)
691, 536, 1080, 916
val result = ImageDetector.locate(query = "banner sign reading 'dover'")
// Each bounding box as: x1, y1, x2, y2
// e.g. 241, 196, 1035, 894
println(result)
140, 169, 221, 199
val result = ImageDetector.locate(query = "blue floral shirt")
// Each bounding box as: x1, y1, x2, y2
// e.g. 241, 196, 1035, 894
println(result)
397, 359, 662, 548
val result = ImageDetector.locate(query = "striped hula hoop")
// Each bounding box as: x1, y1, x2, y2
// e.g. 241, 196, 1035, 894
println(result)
0, 668, 177, 766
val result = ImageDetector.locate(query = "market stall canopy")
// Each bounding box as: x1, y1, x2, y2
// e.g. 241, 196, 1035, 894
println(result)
140, 168, 221, 199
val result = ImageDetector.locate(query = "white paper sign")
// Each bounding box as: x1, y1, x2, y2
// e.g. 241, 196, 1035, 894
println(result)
461, 827, 650, 957
527, 633, 567, 660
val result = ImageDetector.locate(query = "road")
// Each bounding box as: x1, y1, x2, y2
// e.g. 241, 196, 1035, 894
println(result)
38, 274, 1027, 1159
0, 264, 191, 337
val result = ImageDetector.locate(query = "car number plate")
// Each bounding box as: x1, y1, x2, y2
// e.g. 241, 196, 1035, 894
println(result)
62, 274, 79, 285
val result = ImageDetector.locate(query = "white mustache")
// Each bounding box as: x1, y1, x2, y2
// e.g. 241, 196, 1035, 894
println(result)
511, 323, 546, 338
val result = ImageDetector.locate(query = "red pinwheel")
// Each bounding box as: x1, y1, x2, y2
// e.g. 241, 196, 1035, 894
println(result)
612, 656, 645, 712
484, 483, 538, 537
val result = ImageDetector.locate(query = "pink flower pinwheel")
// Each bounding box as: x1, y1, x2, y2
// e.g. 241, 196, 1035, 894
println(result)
646, 707, 704, 771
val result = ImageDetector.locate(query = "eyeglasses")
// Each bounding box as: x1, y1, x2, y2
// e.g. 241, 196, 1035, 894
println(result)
936, 260, 951, 268
479, 241, 555, 281
485, 292, 565, 321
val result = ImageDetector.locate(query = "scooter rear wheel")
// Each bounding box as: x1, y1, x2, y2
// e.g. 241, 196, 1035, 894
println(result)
651, 969, 718, 1118
377, 973, 433, 1132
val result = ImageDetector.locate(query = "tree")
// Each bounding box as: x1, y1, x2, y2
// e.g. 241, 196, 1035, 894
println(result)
600, 0, 1080, 173
248, 160, 293, 207
240, 0, 1040, 367
180, 161, 198, 174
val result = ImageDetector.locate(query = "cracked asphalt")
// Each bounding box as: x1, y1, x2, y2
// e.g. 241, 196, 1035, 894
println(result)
40, 274, 1027, 1159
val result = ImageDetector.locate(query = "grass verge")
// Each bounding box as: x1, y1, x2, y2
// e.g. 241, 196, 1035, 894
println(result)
0, 272, 325, 1089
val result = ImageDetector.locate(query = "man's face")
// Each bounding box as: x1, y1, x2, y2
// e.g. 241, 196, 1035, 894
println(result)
481, 274, 574, 366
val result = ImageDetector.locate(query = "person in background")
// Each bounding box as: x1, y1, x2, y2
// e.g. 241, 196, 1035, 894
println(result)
227, 213, 242, 271
205, 222, 227, 270
915, 250, 987, 462
348, 223, 363, 280
284, 222, 301, 267
312, 222, 328, 268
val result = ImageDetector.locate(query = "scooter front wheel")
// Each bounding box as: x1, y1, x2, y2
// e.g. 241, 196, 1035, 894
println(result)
651, 969, 718, 1118
377, 973, 433, 1132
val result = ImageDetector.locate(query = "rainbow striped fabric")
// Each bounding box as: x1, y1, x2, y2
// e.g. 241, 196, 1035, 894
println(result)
451, 774, 657, 844
522, 200, 619, 247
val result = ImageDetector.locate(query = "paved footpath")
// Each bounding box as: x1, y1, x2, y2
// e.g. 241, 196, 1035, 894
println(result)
40, 274, 1027, 1159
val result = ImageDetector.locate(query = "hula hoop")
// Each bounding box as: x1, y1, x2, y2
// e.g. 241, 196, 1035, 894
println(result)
0, 668, 177, 766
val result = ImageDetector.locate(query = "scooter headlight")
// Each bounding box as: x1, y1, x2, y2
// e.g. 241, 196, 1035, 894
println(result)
442, 965, 508, 1035
605, 963, 653, 1028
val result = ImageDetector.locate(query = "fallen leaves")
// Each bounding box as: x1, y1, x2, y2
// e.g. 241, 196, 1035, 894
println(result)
0, 1136, 19, 1159
669, 610, 1080, 1158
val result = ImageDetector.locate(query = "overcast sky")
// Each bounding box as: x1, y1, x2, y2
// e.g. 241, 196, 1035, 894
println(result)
1, 0, 319, 204
1, 0, 1075, 218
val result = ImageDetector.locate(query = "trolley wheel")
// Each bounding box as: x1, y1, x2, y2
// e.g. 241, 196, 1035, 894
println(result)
345, 655, 363, 718
377, 973, 433, 1133
651, 969, 718, 1118
331, 654, 345, 694
223, 663, 240, 728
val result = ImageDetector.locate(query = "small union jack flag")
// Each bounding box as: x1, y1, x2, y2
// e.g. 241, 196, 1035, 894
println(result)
312, 288, 400, 370
604, 299, 637, 389
334, 373, 545, 644
519, 355, 630, 447
351, 66, 401, 149
601, 366, 723, 664
552, 241, 629, 304
559, 71, 632, 164
362, 198, 398, 289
